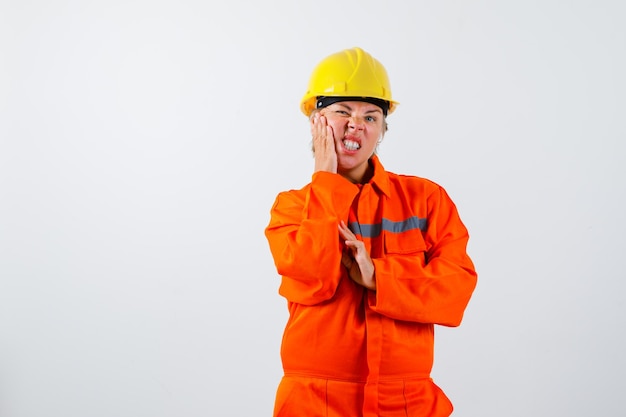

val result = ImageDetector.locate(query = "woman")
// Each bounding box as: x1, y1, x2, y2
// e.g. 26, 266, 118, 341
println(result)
265, 46, 477, 417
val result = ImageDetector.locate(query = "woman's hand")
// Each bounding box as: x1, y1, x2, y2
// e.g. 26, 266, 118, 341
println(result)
338, 221, 376, 290
311, 112, 338, 174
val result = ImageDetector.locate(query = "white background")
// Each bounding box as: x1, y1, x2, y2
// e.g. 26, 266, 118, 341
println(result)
1, 1, 625, 416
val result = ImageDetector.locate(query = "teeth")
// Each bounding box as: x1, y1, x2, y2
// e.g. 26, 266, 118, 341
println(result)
343, 139, 360, 151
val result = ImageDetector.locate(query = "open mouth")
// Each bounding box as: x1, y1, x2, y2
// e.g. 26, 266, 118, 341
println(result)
342, 139, 361, 151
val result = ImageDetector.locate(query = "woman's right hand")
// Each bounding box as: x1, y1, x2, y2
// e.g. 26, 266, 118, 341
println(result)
311, 112, 338, 174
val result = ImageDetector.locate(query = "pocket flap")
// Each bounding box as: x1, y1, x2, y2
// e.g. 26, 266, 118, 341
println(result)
383, 226, 427, 254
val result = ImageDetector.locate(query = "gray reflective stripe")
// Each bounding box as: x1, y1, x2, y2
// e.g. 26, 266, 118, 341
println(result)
349, 216, 427, 238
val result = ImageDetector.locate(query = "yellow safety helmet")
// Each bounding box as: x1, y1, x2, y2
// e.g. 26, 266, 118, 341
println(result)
300, 47, 398, 116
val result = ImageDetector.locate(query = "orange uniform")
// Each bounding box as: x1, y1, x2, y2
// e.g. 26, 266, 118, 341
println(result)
265, 155, 477, 417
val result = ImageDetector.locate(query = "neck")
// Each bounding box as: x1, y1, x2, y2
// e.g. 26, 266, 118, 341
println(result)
341, 160, 374, 184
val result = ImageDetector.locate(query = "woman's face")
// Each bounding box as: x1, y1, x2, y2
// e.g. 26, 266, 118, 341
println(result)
318, 101, 385, 183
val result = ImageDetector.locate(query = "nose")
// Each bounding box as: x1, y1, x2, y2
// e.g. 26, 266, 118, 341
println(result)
348, 116, 365, 131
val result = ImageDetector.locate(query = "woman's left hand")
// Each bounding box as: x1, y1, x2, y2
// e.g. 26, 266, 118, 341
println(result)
338, 221, 376, 290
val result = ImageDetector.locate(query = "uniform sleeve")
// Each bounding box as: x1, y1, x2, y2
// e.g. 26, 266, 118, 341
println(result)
265, 172, 359, 305
368, 186, 477, 327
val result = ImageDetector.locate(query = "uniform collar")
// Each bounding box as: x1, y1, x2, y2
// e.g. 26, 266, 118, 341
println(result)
366, 155, 391, 197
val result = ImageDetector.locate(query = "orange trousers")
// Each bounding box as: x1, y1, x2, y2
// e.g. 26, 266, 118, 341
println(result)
273, 375, 453, 417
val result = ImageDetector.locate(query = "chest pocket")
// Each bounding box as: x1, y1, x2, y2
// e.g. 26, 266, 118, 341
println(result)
383, 226, 428, 255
